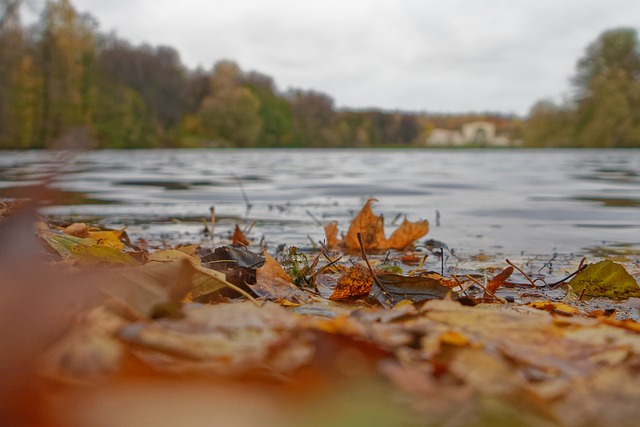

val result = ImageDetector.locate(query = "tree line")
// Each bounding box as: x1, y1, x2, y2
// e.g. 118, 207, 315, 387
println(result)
523, 27, 640, 147
1, 1, 637, 149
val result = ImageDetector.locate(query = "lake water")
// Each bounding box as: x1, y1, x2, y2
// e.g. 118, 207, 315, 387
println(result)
1, 148, 639, 259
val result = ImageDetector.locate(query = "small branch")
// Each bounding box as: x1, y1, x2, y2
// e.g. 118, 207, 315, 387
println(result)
547, 258, 588, 288
407, 254, 429, 276
357, 232, 393, 308
506, 259, 536, 287
466, 274, 507, 304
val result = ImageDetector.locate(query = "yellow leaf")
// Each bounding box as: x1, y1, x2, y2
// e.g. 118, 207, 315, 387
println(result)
69, 244, 138, 266
87, 229, 125, 249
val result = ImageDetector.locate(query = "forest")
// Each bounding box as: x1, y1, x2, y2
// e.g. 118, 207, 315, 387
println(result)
0, 0, 639, 149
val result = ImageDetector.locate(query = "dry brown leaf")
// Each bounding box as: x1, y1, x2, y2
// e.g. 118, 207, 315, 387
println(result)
253, 251, 313, 303
386, 217, 430, 250
484, 266, 514, 296
324, 221, 340, 249
329, 264, 374, 300
334, 199, 429, 252
64, 222, 90, 238
232, 224, 249, 246
343, 198, 387, 251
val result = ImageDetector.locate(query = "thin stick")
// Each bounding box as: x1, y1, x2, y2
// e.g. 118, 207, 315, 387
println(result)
506, 259, 536, 287
407, 253, 429, 276
579, 288, 586, 301
440, 247, 445, 276
547, 258, 588, 288
465, 274, 507, 304
305, 209, 323, 227
234, 174, 253, 216
451, 274, 469, 297
209, 206, 215, 242
357, 232, 393, 307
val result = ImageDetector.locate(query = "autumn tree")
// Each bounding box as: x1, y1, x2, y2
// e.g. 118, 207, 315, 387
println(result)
523, 100, 575, 147
96, 36, 188, 145
243, 71, 293, 147
525, 27, 640, 147
196, 61, 262, 147
287, 89, 338, 147
37, 0, 97, 147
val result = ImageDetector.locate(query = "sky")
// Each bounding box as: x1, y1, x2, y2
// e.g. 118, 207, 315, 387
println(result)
25, 0, 640, 115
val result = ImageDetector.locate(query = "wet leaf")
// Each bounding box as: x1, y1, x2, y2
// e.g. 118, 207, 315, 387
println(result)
376, 272, 451, 304
568, 260, 640, 300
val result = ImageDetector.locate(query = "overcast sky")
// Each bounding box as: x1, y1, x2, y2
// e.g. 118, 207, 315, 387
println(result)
30, 0, 640, 115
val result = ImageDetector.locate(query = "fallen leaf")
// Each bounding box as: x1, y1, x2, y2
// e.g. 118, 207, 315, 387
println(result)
87, 229, 126, 250
330, 198, 429, 252
568, 260, 640, 300
375, 272, 451, 304
484, 266, 514, 296
527, 301, 582, 316
329, 264, 374, 300
252, 251, 313, 303
147, 249, 256, 302
104, 259, 195, 319
324, 221, 340, 249
232, 224, 249, 246
70, 244, 139, 266
64, 222, 90, 238
386, 217, 430, 250
343, 198, 387, 251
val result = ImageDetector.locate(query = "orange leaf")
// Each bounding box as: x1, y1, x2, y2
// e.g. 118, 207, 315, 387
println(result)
324, 221, 340, 249
343, 198, 387, 251
64, 222, 89, 238
329, 264, 374, 300
253, 251, 311, 303
385, 218, 430, 250
484, 266, 514, 296
232, 224, 249, 246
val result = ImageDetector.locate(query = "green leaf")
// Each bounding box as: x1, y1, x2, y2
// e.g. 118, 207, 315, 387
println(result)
568, 260, 640, 300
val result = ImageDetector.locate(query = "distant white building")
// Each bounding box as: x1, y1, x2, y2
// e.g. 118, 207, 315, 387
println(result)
427, 121, 513, 147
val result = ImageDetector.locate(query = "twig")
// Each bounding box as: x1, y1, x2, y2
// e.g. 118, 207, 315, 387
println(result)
321, 251, 343, 274
547, 258, 588, 288
440, 248, 445, 276
209, 206, 215, 242
506, 259, 536, 287
451, 274, 469, 297
538, 253, 557, 273
579, 288, 586, 301
407, 254, 429, 276
305, 210, 323, 227
234, 174, 253, 217
357, 232, 393, 308
465, 274, 507, 304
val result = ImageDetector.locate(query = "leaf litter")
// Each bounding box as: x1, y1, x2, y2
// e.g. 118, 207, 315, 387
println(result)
4, 198, 640, 426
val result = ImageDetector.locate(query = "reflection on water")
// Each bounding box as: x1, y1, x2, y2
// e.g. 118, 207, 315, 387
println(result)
1, 148, 639, 257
